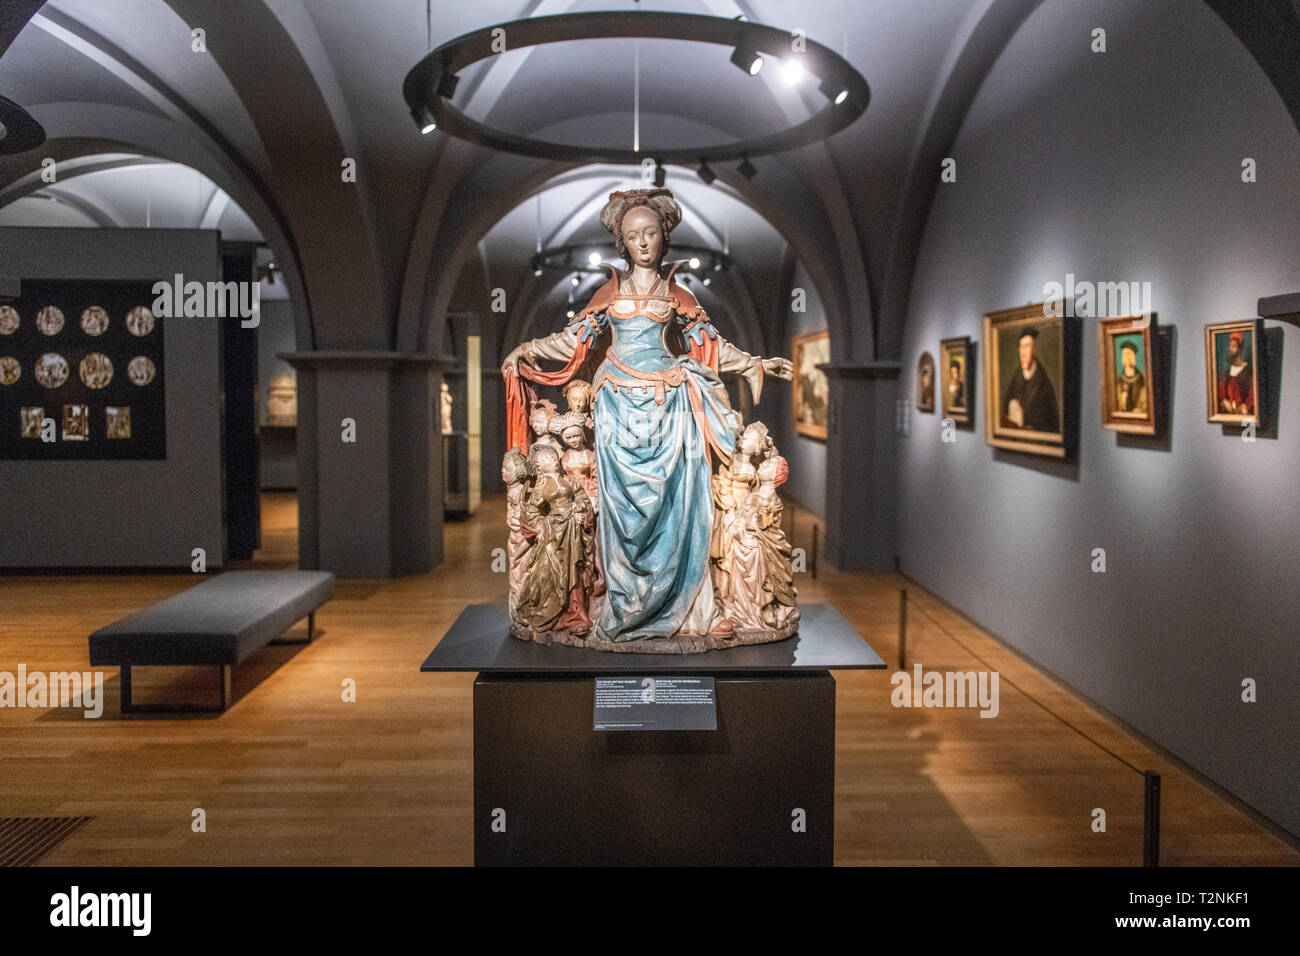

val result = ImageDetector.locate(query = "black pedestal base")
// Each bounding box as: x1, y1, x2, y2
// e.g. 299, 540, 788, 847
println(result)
473, 671, 835, 866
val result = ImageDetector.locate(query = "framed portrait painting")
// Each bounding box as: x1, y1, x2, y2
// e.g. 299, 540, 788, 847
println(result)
939, 336, 973, 426
792, 329, 830, 440
917, 351, 935, 413
1204, 319, 1262, 424
1099, 315, 1157, 435
983, 303, 1071, 458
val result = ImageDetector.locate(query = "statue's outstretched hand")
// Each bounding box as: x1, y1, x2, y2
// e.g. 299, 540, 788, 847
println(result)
502, 345, 527, 377
763, 356, 794, 380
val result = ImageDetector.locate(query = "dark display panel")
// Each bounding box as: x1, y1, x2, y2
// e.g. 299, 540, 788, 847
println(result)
0, 280, 165, 460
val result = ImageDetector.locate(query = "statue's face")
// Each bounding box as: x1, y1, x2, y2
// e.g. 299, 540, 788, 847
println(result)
562, 426, 584, 449
530, 410, 548, 434
740, 427, 763, 456
566, 389, 590, 413
621, 206, 663, 268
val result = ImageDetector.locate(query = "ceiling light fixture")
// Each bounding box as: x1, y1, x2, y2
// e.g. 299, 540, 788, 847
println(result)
819, 77, 849, 105
730, 46, 763, 76
411, 103, 437, 134
737, 157, 757, 180
697, 161, 715, 184
0, 95, 46, 156
532, 242, 730, 278
403, 12, 870, 164
781, 59, 805, 85
435, 71, 460, 99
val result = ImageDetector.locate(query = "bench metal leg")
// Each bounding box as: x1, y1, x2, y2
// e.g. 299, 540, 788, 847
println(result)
271, 612, 316, 646
116, 664, 231, 714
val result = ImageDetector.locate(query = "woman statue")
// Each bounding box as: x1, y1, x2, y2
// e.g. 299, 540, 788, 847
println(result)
710, 421, 770, 592
503, 187, 793, 645
515, 442, 596, 635
721, 453, 799, 633
528, 399, 562, 452
502, 450, 533, 619
550, 410, 599, 508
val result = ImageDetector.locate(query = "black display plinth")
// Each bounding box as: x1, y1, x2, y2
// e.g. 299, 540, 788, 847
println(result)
422, 603, 885, 866
474, 671, 835, 866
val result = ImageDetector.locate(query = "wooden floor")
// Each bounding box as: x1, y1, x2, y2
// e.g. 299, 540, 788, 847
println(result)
1, 491, 1294, 866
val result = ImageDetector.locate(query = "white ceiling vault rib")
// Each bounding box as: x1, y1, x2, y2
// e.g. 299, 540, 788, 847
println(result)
0, 153, 163, 208
32, 186, 122, 228
22, 2, 308, 312
262, 0, 362, 190
199, 184, 231, 229
877, 0, 1045, 357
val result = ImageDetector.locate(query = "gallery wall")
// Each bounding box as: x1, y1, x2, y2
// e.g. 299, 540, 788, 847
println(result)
0, 227, 226, 568
897, 0, 1300, 837
769, 261, 828, 520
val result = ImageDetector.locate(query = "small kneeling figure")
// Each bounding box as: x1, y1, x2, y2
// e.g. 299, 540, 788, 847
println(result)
516, 442, 596, 635
721, 454, 799, 633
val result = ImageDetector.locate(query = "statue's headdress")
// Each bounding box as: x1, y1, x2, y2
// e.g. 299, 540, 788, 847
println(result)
599, 188, 683, 257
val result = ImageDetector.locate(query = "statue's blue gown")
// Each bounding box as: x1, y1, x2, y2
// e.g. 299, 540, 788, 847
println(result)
590, 306, 739, 641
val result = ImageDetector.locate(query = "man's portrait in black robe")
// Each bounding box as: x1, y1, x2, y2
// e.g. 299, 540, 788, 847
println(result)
1002, 327, 1059, 433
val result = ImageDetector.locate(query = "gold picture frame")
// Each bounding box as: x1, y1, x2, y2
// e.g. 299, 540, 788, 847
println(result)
983, 303, 1070, 458
792, 329, 830, 440
916, 351, 935, 413
1099, 315, 1157, 435
939, 336, 972, 426
1204, 319, 1262, 424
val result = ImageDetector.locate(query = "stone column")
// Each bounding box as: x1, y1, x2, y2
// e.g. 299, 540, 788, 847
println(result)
283, 351, 452, 577
821, 363, 901, 571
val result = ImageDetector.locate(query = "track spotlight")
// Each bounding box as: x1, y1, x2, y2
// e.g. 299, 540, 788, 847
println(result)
737, 156, 757, 180
570, 275, 581, 287
689, 257, 701, 270
702, 277, 711, 287
782, 59, 805, 85
653, 161, 666, 187
819, 77, 849, 105
730, 46, 763, 76
534, 266, 543, 277
697, 161, 716, 185
587, 252, 602, 267
435, 71, 460, 99
713, 260, 723, 272
411, 103, 436, 134
566, 309, 576, 319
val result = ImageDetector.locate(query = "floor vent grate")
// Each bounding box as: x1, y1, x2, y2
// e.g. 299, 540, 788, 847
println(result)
0, 816, 93, 867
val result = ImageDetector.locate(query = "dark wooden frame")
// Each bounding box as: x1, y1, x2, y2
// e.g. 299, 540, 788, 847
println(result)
939, 335, 973, 426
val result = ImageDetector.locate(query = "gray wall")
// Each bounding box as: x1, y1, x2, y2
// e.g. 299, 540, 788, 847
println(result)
898, 0, 1300, 835
0, 228, 225, 568
769, 261, 828, 519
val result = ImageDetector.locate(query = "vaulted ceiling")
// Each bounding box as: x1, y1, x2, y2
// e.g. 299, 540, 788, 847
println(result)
1, 0, 1296, 362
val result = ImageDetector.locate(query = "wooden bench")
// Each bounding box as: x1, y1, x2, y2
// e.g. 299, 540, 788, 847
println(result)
88, 570, 335, 713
